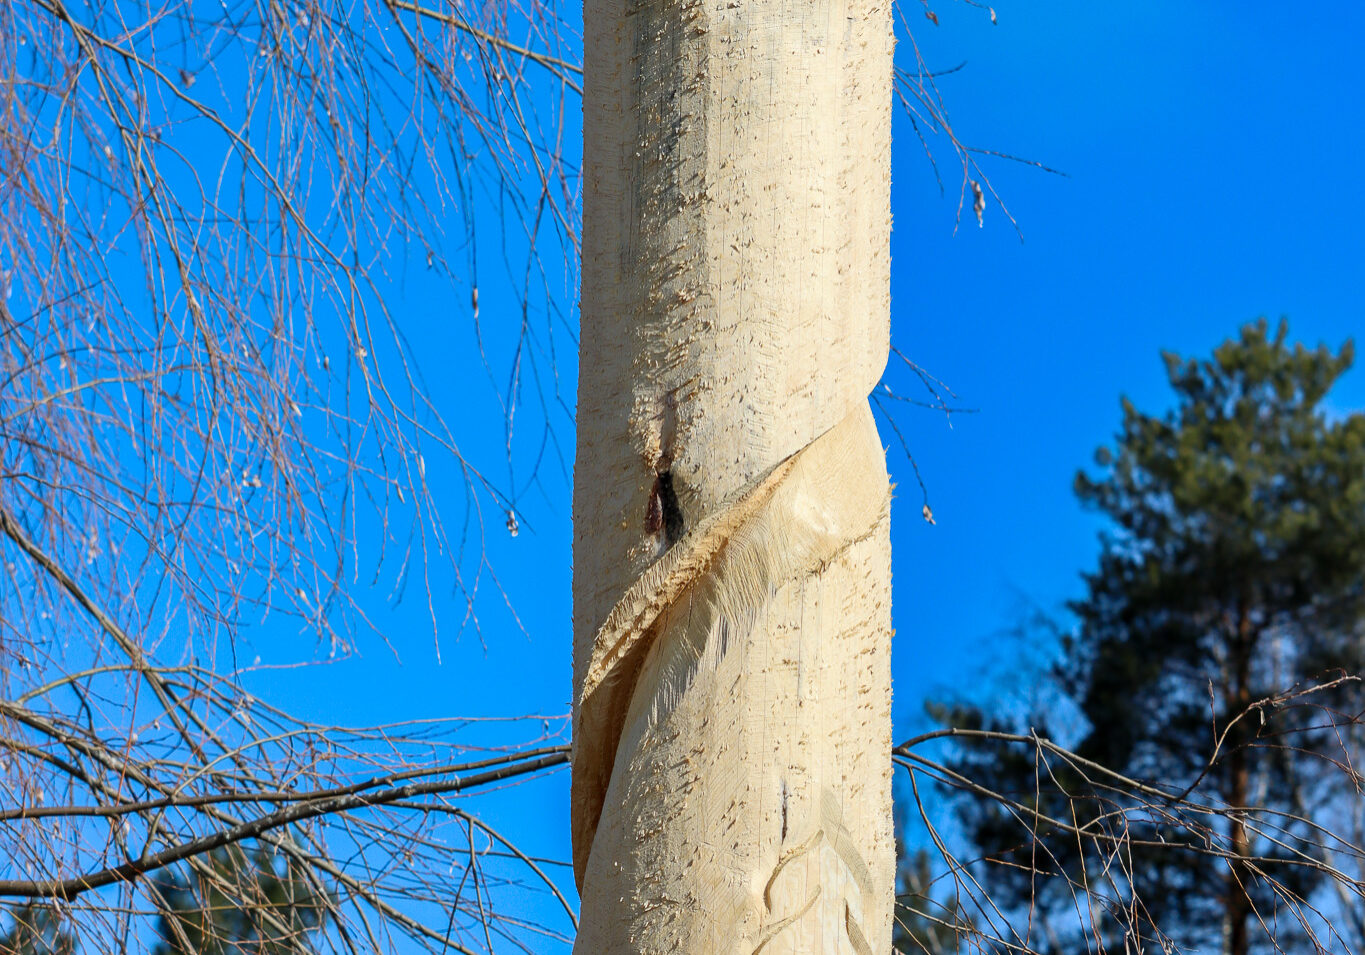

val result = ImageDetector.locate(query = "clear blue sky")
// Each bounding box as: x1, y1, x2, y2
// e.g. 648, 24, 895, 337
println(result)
243, 1, 1365, 948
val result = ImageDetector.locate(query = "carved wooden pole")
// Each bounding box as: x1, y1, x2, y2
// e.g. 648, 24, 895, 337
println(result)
572, 0, 895, 947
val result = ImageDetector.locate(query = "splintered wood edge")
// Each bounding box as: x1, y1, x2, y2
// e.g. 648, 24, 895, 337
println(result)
571, 403, 890, 883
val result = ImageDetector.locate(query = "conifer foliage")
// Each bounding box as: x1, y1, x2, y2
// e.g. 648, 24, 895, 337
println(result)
150, 846, 328, 955
938, 320, 1365, 954
0, 905, 77, 955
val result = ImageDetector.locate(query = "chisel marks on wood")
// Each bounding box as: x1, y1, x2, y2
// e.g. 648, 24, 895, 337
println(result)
749, 789, 876, 954
571, 405, 890, 884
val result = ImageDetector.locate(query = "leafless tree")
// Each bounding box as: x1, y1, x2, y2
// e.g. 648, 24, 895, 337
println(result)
1, 0, 580, 947
3, 0, 1359, 951
893, 676, 1365, 955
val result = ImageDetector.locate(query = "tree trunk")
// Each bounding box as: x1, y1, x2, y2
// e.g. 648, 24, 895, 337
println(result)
1225, 607, 1254, 955
571, 0, 896, 949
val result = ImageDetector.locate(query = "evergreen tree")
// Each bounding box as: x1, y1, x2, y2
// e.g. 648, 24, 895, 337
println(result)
150, 846, 328, 955
938, 320, 1365, 955
0, 905, 76, 955
892, 842, 968, 954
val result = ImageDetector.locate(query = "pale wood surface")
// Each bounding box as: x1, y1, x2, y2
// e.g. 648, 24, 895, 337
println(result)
574, 0, 895, 945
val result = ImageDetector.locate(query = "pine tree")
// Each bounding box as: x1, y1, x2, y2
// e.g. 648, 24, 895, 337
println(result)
892, 842, 968, 954
0, 905, 76, 955
150, 846, 328, 955
938, 320, 1365, 955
